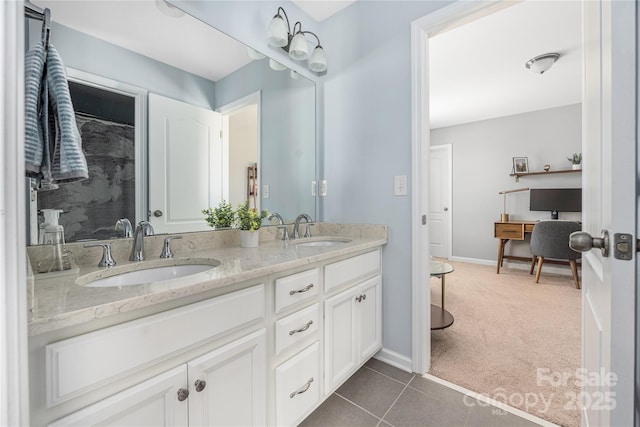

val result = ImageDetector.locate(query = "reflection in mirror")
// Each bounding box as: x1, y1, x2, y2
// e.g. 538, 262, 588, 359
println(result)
26, 0, 316, 244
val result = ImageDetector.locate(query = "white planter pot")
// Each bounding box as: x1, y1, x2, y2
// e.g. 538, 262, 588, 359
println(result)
571, 164, 582, 170
240, 230, 259, 248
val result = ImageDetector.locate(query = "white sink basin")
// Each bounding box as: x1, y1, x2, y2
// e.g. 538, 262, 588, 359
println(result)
80, 261, 219, 288
295, 239, 351, 248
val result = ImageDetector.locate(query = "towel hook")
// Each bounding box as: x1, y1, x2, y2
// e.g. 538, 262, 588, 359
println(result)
41, 8, 51, 60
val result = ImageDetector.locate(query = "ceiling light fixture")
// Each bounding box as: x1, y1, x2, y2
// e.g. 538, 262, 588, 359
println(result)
267, 7, 327, 73
525, 53, 560, 74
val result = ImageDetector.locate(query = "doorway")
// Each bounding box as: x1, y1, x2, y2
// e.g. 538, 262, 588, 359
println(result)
411, 1, 636, 425
428, 145, 451, 259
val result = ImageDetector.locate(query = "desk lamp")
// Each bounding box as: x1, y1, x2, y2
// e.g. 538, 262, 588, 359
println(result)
498, 188, 529, 222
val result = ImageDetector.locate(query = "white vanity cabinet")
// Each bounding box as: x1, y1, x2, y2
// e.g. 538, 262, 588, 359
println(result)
48, 329, 266, 427
324, 251, 382, 394
31, 244, 386, 427
42, 285, 267, 427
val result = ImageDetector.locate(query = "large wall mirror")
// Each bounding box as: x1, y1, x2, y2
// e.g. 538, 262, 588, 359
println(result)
26, 0, 316, 244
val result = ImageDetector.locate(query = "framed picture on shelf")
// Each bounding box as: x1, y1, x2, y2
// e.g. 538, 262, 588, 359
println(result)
512, 157, 529, 174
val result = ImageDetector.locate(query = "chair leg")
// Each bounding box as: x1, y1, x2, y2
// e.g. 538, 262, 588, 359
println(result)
529, 256, 537, 275
535, 257, 544, 283
569, 259, 581, 289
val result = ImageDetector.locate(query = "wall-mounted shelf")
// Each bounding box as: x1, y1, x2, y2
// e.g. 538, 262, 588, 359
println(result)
510, 168, 581, 182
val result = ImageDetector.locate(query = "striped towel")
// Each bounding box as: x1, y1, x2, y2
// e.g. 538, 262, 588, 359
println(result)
25, 44, 88, 184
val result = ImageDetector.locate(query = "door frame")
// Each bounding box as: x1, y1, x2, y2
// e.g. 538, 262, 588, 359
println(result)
410, 0, 510, 375
1, 1, 30, 424
216, 91, 261, 208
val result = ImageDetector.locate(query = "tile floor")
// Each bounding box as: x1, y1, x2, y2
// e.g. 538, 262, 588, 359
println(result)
300, 359, 542, 427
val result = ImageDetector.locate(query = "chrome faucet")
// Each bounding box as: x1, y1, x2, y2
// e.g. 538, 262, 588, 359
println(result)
115, 218, 133, 238
268, 212, 290, 240
129, 221, 154, 261
293, 214, 313, 239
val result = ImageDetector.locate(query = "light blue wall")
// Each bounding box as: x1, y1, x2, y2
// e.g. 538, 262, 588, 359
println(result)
46, 23, 215, 108
215, 60, 316, 220
318, 2, 451, 359
183, 0, 452, 361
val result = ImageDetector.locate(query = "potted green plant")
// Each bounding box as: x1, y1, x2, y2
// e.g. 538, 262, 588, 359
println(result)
235, 201, 268, 247
567, 153, 582, 170
202, 200, 234, 229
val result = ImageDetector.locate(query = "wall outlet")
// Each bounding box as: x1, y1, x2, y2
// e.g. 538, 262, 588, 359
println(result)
262, 184, 270, 199
394, 175, 408, 196
311, 181, 317, 197
320, 180, 328, 197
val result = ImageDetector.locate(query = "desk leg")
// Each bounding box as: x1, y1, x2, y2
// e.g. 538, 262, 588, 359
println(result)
497, 239, 509, 274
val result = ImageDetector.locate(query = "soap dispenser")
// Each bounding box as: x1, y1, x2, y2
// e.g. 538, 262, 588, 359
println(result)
37, 209, 70, 273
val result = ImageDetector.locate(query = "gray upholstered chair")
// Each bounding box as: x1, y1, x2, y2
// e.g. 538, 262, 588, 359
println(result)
529, 220, 582, 289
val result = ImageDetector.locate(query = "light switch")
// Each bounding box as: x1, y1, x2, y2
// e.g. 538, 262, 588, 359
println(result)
394, 175, 408, 196
320, 180, 328, 197
262, 184, 270, 199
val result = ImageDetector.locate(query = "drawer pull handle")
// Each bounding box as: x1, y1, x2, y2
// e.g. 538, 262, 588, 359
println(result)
355, 294, 367, 302
194, 379, 206, 392
177, 388, 189, 402
289, 320, 313, 336
290, 377, 314, 398
289, 283, 314, 295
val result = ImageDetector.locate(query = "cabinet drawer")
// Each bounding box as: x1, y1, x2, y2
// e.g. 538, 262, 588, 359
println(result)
46, 284, 265, 407
274, 268, 320, 313
275, 304, 319, 355
494, 223, 525, 240
325, 250, 380, 292
275, 342, 320, 427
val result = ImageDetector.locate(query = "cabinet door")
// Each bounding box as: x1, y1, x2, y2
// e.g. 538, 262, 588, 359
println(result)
48, 366, 188, 427
357, 276, 382, 362
187, 329, 267, 427
324, 287, 358, 393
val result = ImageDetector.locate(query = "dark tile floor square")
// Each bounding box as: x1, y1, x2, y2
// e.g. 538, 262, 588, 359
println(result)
300, 359, 543, 427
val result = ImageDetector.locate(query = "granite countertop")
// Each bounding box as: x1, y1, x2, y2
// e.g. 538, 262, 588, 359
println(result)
27, 223, 387, 336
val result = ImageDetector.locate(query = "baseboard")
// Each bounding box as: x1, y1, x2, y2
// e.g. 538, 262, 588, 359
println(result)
422, 373, 559, 427
373, 347, 413, 373
449, 256, 494, 266
449, 256, 574, 277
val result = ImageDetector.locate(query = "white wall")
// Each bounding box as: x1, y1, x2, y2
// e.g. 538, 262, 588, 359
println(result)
431, 103, 582, 262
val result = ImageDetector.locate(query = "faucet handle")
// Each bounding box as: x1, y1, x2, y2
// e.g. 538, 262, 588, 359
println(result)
277, 225, 290, 241
84, 242, 116, 267
160, 236, 182, 259
304, 223, 314, 238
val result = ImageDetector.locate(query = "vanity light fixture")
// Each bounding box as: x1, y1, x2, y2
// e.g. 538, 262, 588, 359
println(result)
525, 53, 560, 74
267, 7, 327, 73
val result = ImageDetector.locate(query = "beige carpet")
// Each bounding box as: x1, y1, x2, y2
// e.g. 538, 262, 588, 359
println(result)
429, 260, 581, 427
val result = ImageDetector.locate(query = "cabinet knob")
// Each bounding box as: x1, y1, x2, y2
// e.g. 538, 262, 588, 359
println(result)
194, 379, 207, 392
177, 388, 189, 401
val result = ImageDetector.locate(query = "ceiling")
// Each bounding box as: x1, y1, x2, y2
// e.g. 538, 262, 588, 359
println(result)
33, 1, 579, 129
429, 0, 582, 129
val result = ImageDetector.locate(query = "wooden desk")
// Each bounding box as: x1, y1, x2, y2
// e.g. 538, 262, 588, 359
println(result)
494, 220, 538, 274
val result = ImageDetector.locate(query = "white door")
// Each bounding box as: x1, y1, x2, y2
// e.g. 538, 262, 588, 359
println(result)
324, 286, 358, 393
48, 366, 188, 426
187, 329, 267, 427
148, 94, 223, 233
572, 2, 636, 426
428, 145, 452, 259
357, 275, 382, 362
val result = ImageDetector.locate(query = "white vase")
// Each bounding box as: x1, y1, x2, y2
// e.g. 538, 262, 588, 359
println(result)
571, 163, 582, 170
240, 230, 259, 248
